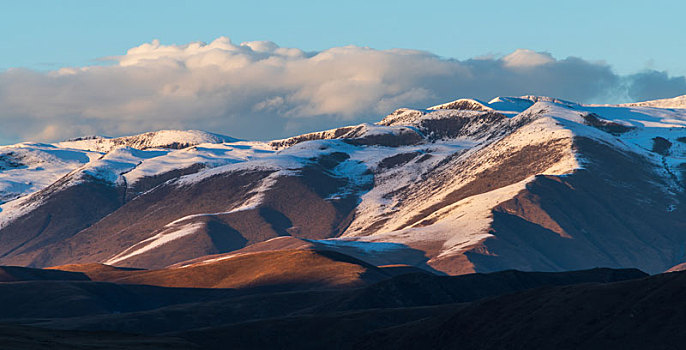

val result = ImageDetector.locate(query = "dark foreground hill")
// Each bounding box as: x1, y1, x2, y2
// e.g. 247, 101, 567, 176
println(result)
3, 258, 684, 349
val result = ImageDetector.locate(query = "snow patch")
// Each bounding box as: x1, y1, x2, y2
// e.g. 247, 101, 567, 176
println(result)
123, 141, 274, 186
306, 238, 408, 253
104, 222, 205, 265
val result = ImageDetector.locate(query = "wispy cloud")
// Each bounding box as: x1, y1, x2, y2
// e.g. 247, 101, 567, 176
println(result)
0, 37, 683, 143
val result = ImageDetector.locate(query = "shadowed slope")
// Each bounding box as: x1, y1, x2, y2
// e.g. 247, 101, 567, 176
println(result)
0, 324, 196, 350
23, 150, 365, 269
0, 265, 88, 282
0, 176, 125, 266
171, 268, 653, 350
359, 270, 686, 350
0, 281, 235, 319
463, 137, 686, 274
24, 267, 646, 337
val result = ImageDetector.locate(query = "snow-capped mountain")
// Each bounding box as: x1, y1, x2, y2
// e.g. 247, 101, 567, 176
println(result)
617, 94, 686, 109
0, 130, 239, 205
0, 95, 685, 274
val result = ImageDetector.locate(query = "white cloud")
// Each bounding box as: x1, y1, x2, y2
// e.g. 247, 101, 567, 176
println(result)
502, 49, 555, 68
0, 36, 681, 144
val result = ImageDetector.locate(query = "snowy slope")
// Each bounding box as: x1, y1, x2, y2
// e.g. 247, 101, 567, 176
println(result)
341, 100, 685, 271
341, 104, 582, 262
0, 131, 270, 231
56, 130, 238, 153
0, 130, 240, 203
0, 143, 100, 203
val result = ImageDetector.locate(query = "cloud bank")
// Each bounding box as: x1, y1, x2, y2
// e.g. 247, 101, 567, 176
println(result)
0, 37, 684, 143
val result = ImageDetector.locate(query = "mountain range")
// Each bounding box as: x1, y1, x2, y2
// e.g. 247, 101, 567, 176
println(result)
1, 94, 685, 274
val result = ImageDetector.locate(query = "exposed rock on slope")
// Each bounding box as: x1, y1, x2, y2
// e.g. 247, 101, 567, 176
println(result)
269, 123, 423, 149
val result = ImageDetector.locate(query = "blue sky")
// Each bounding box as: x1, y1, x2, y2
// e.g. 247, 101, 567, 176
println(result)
1, 0, 685, 144
2, 0, 685, 75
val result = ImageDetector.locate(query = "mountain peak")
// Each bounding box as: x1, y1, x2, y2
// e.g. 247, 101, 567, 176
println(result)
56, 129, 238, 153
427, 98, 493, 112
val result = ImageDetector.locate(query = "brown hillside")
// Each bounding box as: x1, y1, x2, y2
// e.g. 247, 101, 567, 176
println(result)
52, 249, 390, 289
